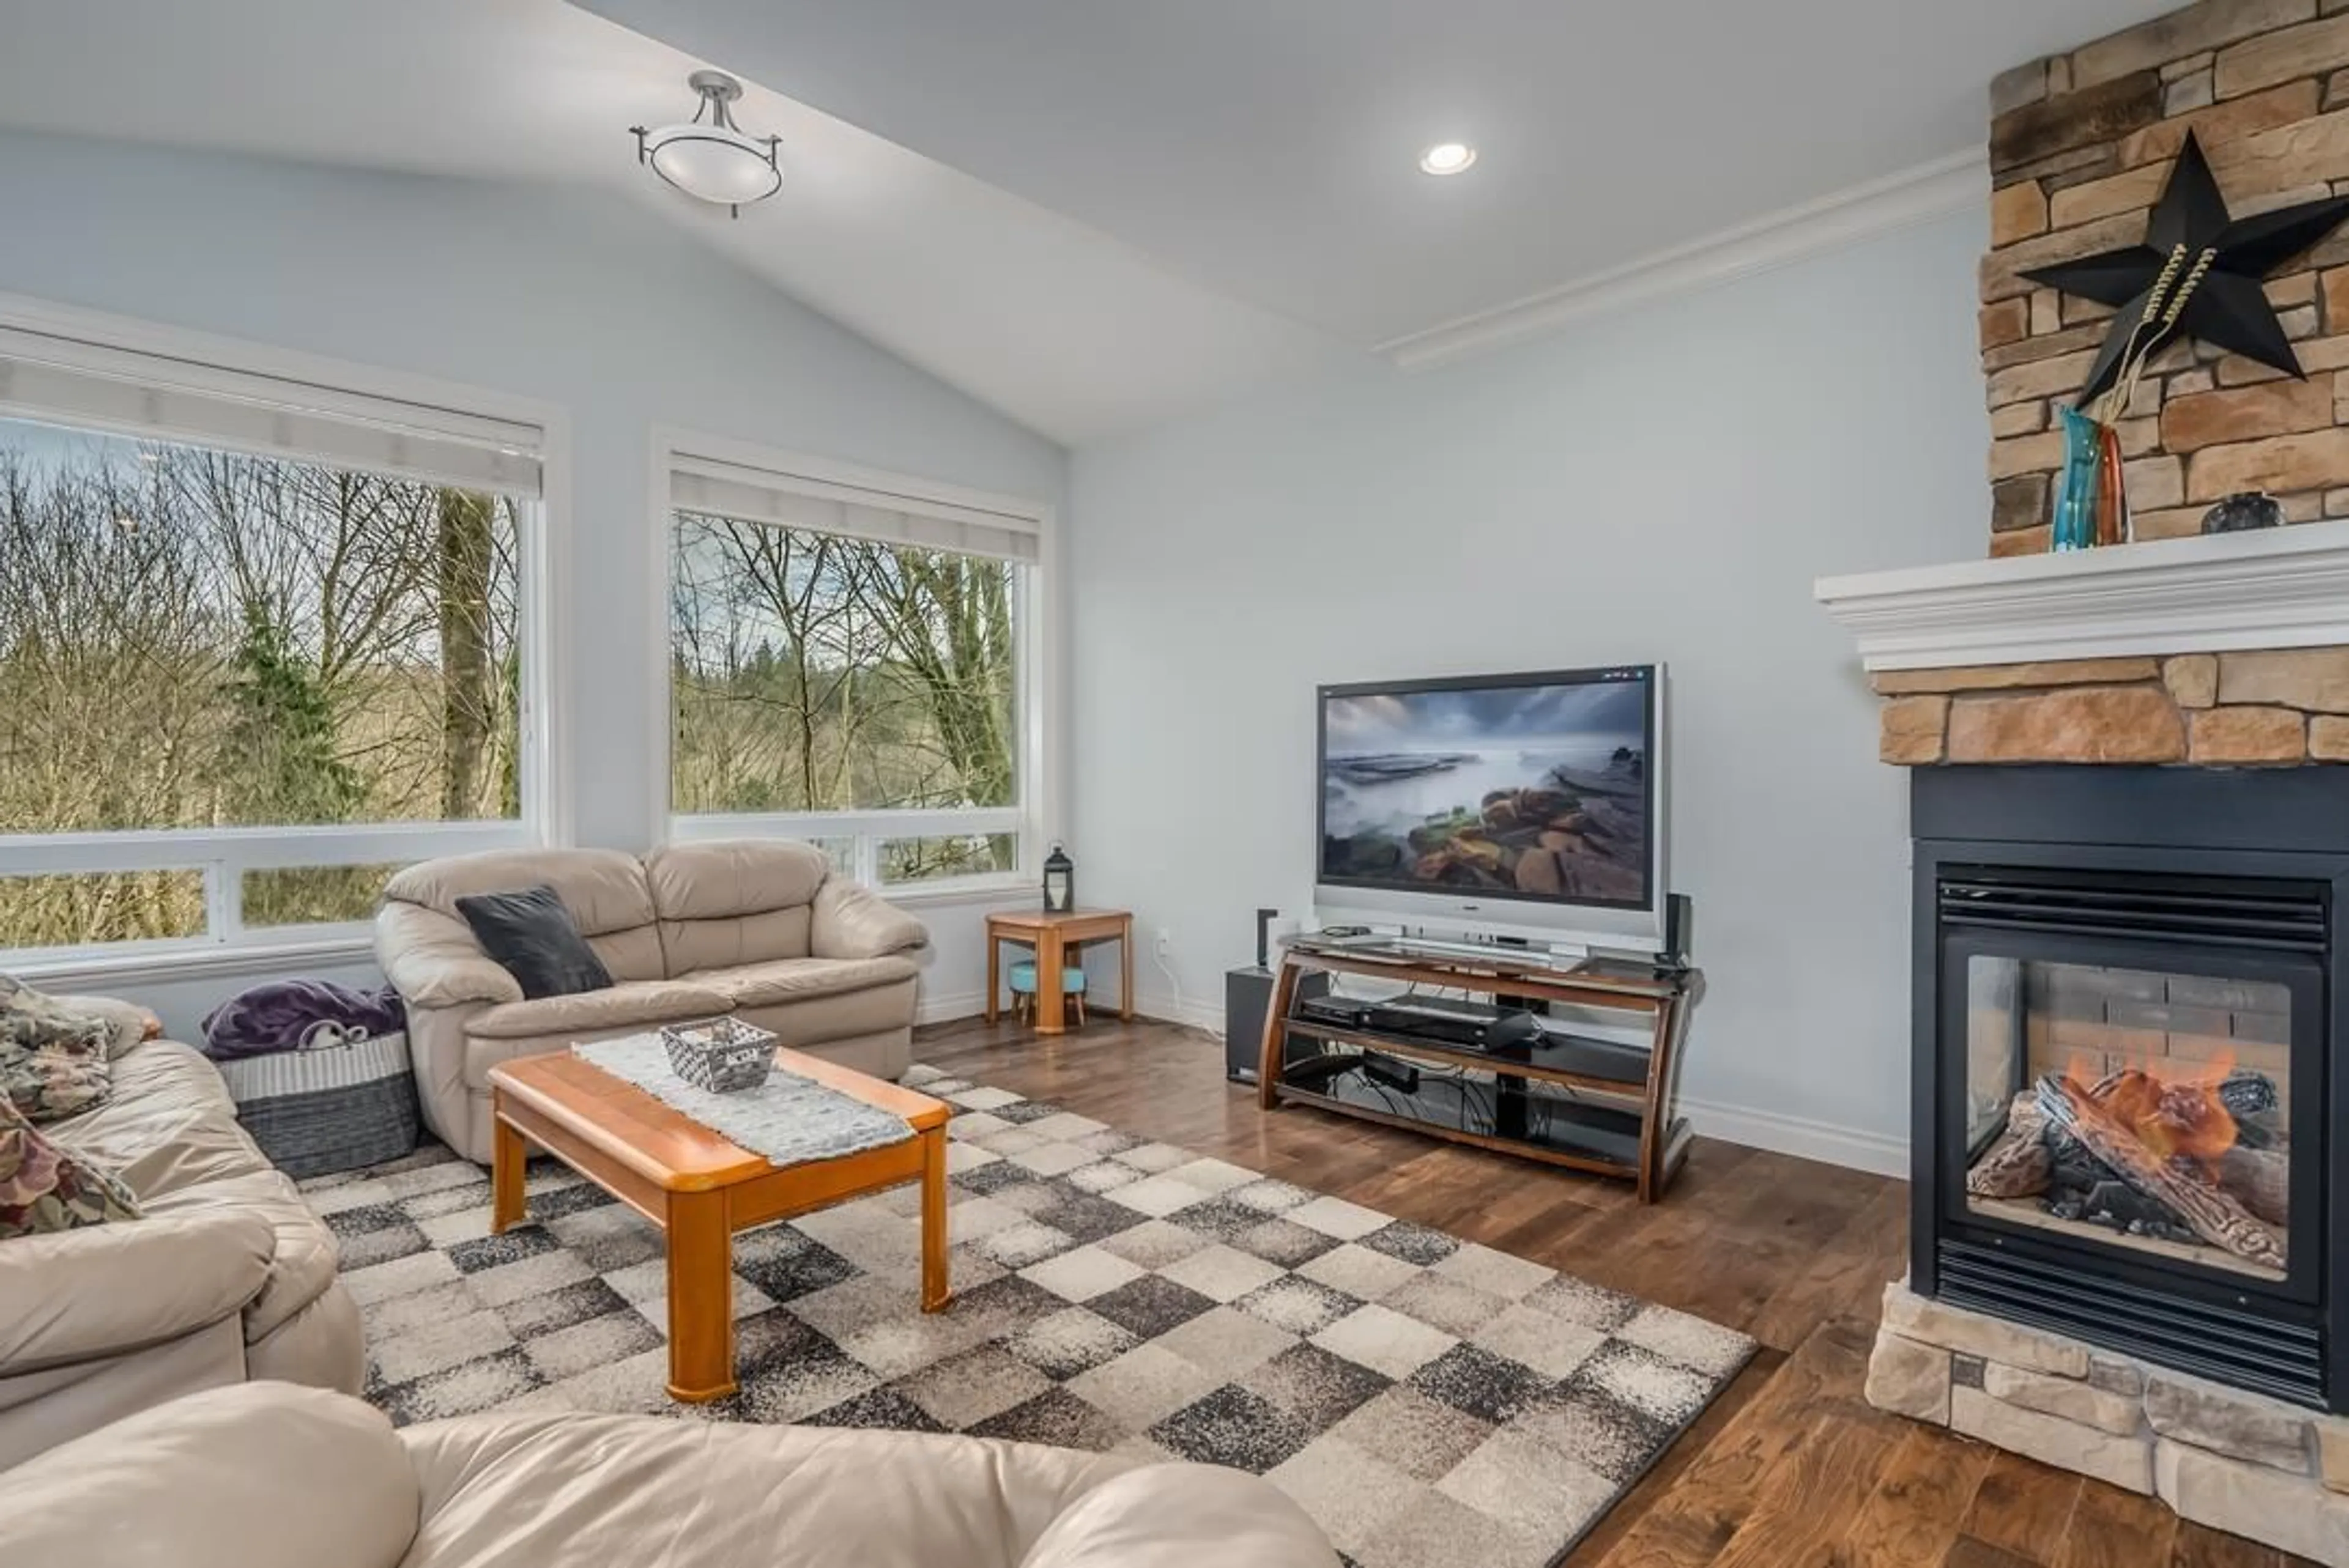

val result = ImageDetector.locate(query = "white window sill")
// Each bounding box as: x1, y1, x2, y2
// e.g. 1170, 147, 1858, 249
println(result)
7, 881, 1028, 992
876, 876, 1038, 909
9, 934, 380, 991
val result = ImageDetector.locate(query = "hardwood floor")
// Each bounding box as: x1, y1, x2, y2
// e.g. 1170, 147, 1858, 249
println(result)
914, 1013, 2312, 1568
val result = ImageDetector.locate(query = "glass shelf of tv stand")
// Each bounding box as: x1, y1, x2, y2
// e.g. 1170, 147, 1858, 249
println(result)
1280, 933, 1691, 1003
1278, 1014, 1652, 1096
1273, 1039, 1688, 1179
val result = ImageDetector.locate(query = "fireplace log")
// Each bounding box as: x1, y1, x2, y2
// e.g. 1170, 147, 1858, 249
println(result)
2211, 1146, 2290, 1227
1967, 1093, 2052, 1199
2035, 1075, 2288, 1272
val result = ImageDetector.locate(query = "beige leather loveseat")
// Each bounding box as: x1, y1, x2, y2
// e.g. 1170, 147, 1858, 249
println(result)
0, 998, 363, 1470
4, 1381, 1338, 1568
376, 841, 929, 1163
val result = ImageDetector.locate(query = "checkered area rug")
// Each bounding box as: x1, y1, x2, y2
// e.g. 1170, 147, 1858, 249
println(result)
303, 1065, 1753, 1568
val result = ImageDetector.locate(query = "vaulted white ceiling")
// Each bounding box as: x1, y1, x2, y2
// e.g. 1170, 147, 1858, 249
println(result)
0, 0, 1339, 444
577, 0, 2176, 350
0, 0, 2176, 443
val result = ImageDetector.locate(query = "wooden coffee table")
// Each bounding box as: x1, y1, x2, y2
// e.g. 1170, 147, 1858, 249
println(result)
487, 1046, 952, 1403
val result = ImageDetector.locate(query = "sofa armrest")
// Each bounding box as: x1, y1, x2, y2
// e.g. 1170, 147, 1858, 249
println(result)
1019, 1463, 1336, 1568
0, 1210, 276, 1375
810, 879, 930, 961
0, 1383, 421, 1568
376, 901, 522, 1009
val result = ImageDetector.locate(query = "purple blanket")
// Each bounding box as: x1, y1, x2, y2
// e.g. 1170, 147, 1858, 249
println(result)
201, 980, 406, 1061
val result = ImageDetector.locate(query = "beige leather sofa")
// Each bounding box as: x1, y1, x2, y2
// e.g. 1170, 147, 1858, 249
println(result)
2, 1381, 1339, 1568
0, 997, 363, 1470
376, 841, 930, 1163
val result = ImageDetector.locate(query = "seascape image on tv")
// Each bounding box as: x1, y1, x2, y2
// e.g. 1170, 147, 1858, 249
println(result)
1321, 679, 1649, 904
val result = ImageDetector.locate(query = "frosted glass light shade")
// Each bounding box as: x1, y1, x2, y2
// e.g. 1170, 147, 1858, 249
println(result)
644, 125, 782, 207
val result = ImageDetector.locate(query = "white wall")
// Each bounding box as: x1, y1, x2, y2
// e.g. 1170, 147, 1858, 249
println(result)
0, 130, 1063, 1025
1067, 209, 1992, 1172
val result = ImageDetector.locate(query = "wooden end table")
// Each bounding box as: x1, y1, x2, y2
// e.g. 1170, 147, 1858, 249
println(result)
488, 1047, 952, 1403
984, 908, 1135, 1035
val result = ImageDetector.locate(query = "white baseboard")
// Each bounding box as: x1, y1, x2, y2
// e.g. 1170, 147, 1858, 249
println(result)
1131, 989, 1222, 1035
1676, 1096, 1907, 1178
916, 987, 1214, 1032
914, 988, 987, 1027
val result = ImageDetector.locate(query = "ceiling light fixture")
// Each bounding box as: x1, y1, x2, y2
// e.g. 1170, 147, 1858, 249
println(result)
633, 70, 781, 217
1418, 141, 1477, 176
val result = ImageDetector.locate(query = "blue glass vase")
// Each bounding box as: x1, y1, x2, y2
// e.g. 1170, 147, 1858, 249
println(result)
2050, 407, 2101, 552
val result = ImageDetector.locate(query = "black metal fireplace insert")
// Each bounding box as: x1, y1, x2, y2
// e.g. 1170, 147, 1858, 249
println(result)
1910, 765, 2347, 1413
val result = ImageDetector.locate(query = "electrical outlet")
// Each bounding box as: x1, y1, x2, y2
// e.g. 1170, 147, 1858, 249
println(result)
1154, 926, 1173, 956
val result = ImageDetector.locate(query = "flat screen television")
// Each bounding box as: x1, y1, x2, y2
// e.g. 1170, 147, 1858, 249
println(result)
1315, 664, 1666, 953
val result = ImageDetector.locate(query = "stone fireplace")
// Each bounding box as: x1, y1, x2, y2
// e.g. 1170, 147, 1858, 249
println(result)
1809, 4, 2349, 1555
1819, 602, 2349, 1565
1893, 769, 2346, 1463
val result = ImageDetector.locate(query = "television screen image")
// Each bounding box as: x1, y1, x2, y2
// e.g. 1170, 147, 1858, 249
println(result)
1319, 669, 1654, 909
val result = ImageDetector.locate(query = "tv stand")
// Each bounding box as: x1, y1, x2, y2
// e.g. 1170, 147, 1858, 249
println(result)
1256, 934, 1701, 1202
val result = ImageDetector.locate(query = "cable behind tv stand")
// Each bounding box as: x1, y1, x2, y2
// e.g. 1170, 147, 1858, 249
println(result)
1256, 935, 1701, 1202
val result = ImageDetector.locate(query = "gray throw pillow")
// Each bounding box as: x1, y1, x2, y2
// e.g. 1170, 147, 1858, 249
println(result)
455, 886, 614, 1000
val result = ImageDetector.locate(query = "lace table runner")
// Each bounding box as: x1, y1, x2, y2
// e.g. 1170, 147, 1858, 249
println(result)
573, 1034, 913, 1167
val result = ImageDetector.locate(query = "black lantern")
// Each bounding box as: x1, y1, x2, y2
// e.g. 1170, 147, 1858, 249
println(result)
1042, 843, 1074, 913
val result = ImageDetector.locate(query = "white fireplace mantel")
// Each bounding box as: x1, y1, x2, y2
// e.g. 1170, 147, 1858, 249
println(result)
1814, 519, 2349, 671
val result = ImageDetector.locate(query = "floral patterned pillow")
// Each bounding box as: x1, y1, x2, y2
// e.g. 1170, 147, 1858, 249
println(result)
0, 974, 146, 1060
0, 1007, 114, 1125
0, 1098, 139, 1238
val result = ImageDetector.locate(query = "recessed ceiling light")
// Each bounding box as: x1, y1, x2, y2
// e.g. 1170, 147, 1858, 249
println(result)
1419, 141, 1477, 176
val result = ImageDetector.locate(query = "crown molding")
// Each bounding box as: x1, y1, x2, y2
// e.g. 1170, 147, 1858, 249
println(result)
1378, 149, 1987, 372
1814, 520, 2349, 671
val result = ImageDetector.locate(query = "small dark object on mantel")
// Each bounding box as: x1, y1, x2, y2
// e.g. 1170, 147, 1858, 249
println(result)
2202, 492, 2282, 534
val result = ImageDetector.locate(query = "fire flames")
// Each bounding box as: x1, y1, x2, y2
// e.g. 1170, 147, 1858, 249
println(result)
2064, 1049, 2238, 1167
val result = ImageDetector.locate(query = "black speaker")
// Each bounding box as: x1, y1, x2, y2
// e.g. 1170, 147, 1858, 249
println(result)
1660, 891, 1693, 970
1225, 966, 1329, 1084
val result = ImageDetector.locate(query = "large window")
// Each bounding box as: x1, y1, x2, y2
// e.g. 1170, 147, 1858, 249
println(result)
664, 446, 1041, 889
0, 317, 548, 961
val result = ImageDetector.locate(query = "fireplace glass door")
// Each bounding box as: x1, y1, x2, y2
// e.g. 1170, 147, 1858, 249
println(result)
1959, 950, 2305, 1282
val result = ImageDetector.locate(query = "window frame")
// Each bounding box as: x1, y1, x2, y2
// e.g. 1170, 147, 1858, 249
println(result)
0, 292, 571, 971
650, 427, 1056, 898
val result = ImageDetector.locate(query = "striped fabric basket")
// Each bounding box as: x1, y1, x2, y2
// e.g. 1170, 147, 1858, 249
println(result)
217, 1031, 419, 1179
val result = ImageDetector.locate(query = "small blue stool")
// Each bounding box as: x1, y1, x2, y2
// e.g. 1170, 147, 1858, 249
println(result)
1008, 960, 1088, 1027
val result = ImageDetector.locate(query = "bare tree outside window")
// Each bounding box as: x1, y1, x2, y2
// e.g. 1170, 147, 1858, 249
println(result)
0, 419, 525, 949
669, 512, 1019, 883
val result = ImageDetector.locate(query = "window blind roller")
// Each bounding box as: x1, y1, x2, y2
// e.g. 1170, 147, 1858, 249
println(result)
669, 452, 1041, 564
0, 327, 544, 497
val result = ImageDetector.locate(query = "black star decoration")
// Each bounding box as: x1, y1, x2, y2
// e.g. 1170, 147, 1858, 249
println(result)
2022, 129, 2349, 406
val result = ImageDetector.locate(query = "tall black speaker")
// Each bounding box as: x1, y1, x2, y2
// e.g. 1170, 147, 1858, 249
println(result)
1660, 891, 1693, 971
1224, 966, 1328, 1084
